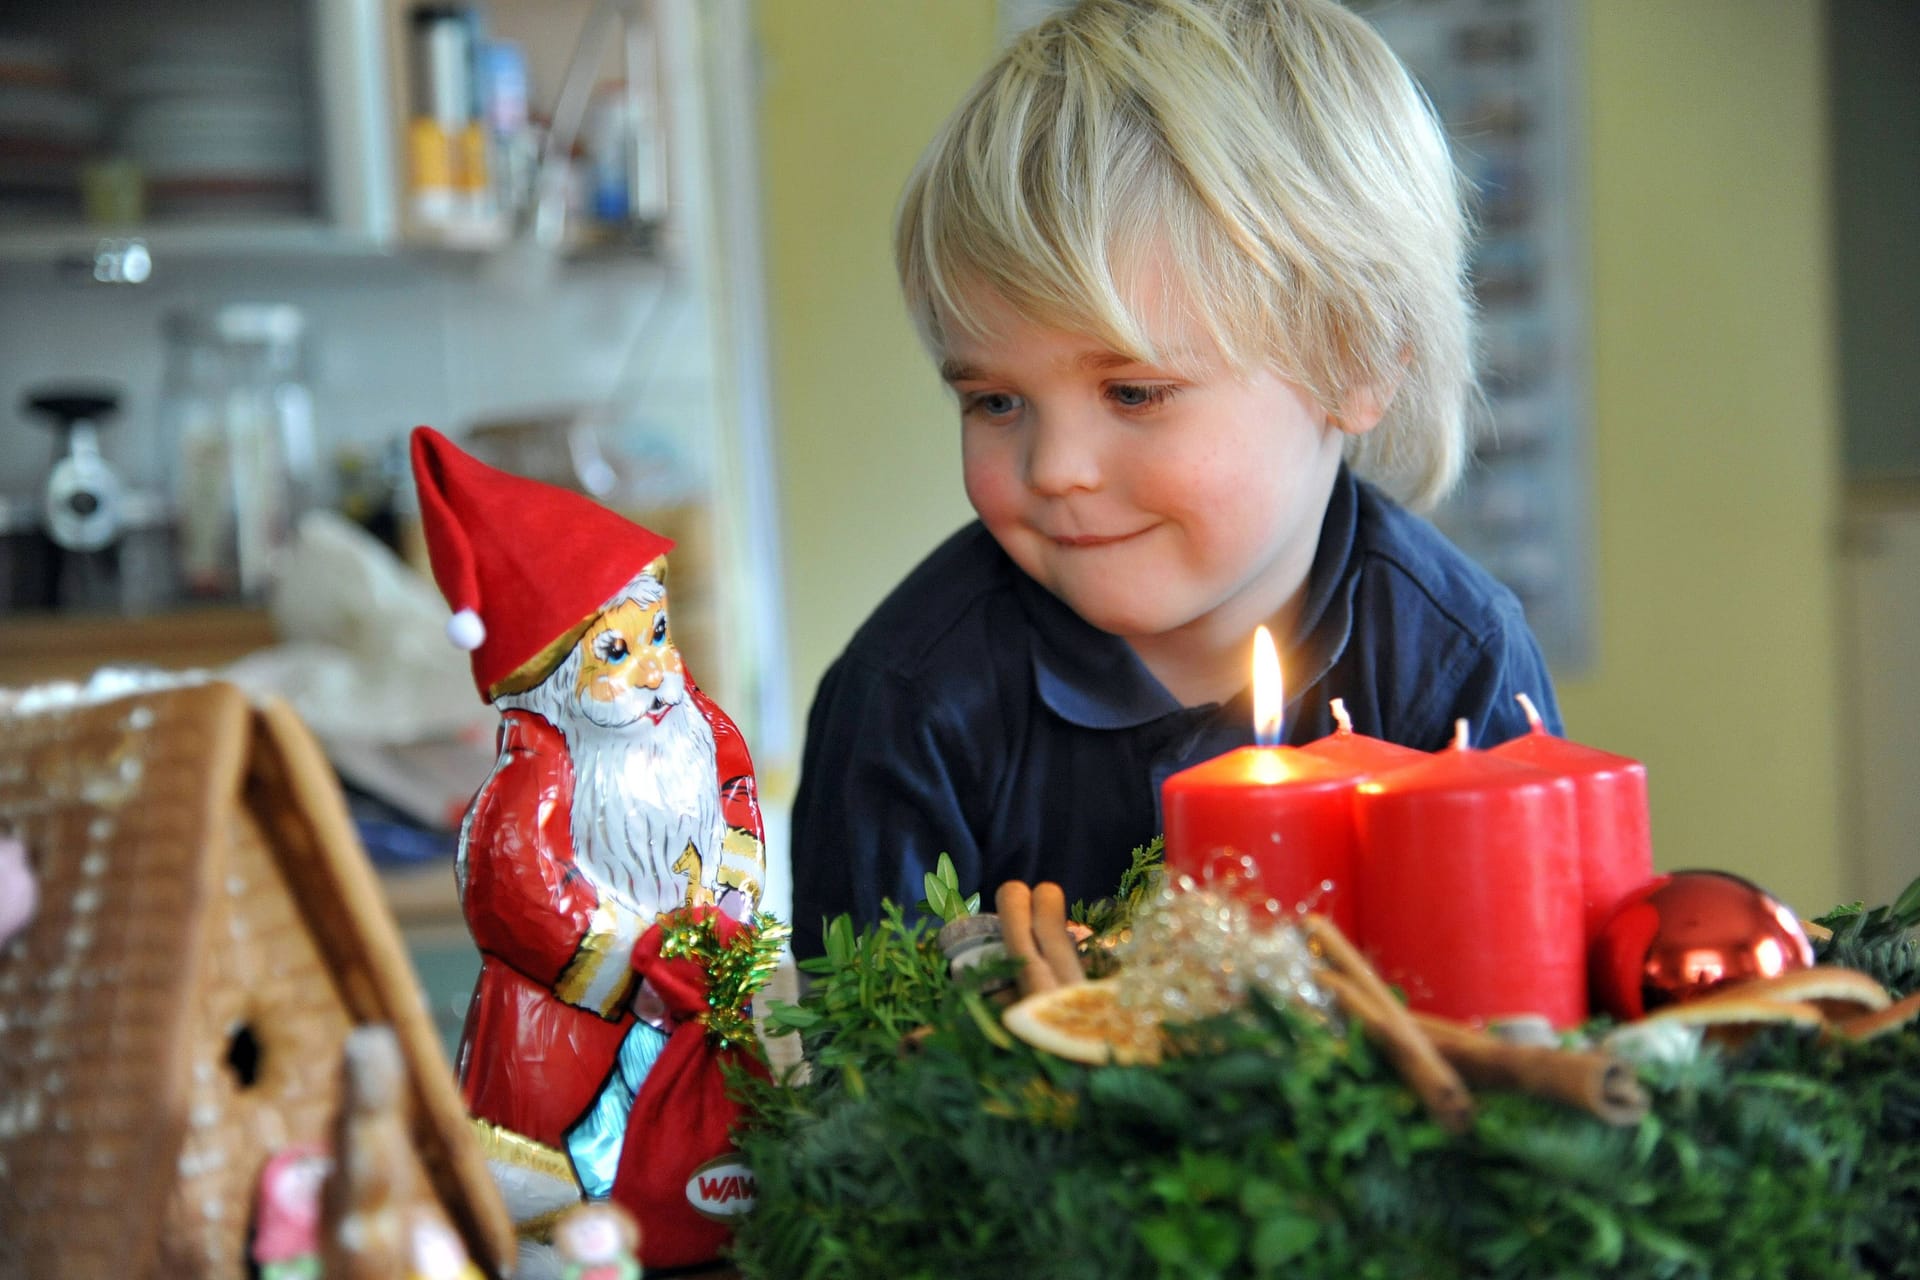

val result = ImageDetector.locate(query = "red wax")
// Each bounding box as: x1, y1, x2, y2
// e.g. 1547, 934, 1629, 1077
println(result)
1297, 723, 1426, 775
1354, 743, 1586, 1027
1162, 746, 1362, 937
1489, 725, 1654, 944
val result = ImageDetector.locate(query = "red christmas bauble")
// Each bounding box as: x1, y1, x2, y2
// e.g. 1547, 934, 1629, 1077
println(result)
1589, 870, 1815, 1021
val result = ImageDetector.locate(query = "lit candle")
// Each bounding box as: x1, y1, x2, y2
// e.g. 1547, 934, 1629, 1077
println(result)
1161, 627, 1363, 936
1298, 697, 1426, 774
1488, 693, 1655, 944
1354, 721, 1587, 1027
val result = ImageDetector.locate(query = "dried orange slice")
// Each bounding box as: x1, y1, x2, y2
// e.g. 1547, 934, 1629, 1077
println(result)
1002, 977, 1162, 1065
1692, 965, 1890, 1021
1830, 990, 1920, 1042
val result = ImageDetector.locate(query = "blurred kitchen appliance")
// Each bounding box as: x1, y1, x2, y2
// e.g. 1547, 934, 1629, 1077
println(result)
160, 304, 317, 601
13, 386, 174, 614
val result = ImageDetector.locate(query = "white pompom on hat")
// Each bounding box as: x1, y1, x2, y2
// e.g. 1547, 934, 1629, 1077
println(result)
445, 607, 486, 651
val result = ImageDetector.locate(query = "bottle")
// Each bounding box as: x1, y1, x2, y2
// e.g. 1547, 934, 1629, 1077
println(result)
407, 6, 477, 231
160, 304, 315, 600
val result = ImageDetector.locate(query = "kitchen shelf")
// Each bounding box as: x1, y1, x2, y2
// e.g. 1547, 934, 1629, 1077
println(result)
0, 220, 387, 264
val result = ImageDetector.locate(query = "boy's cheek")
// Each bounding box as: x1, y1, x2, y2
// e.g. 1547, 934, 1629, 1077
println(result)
960, 453, 1012, 519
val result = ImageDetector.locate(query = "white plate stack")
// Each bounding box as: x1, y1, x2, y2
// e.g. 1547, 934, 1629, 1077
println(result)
0, 36, 101, 220
113, 28, 314, 218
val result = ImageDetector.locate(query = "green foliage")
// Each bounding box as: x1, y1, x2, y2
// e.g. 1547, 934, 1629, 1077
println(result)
1814, 874, 1920, 998
734, 874, 1920, 1280
1072, 837, 1166, 941
917, 852, 980, 925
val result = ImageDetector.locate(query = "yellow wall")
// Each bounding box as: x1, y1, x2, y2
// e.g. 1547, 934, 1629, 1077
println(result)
1565, 0, 1842, 913
758, 1, 1848, 913
756, 0, 995, 750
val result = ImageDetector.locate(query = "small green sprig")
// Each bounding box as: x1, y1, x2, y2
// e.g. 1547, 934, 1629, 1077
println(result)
1071, 836, 1166, 940
917, 852, 980, 925
1814, 873, 1920, 998
759, 900, 952, 1085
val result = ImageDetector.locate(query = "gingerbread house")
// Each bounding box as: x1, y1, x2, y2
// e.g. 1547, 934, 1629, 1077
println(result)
0, 679, 515, 1279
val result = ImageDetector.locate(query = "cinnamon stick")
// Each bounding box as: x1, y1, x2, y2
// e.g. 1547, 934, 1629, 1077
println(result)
1413, 1014, 1648, 1126
1315, 968, 1475, 1135
1030, 882, 1087, 986
995, 881, 1057, 998
1301, 915, 1474, 1132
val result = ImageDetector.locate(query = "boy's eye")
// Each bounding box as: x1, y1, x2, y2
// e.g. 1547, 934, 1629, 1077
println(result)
1109, 383, 1174, 410
651, 613, 668, 644
962, 391, 1022, 420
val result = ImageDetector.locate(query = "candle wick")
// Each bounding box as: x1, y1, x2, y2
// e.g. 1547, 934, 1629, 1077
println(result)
1329, 697, 1353, 734
1452, 719, 1470, 750
1514, 691, 1544, 731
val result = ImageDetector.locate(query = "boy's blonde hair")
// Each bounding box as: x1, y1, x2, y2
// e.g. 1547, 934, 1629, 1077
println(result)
896, 0, 1474, 510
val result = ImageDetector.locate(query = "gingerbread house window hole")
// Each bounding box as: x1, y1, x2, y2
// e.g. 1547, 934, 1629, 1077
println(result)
224, 1020, 264, 1090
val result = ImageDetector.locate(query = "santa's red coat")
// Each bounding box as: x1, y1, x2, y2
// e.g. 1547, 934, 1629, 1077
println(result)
454, 690, 763, 1150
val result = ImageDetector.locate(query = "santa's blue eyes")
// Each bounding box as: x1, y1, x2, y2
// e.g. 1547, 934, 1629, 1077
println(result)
592, 612, 668, 663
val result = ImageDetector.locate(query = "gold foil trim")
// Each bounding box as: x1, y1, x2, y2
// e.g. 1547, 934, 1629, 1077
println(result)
514, 1206, 567, 1245
472, 1118, 576, 1185
487, 617, 596, 701
554, 899, 635, 1017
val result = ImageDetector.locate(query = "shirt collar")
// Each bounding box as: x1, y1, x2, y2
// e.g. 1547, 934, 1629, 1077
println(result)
1020, 464, 1363, 731
1017, 568, 1183, 729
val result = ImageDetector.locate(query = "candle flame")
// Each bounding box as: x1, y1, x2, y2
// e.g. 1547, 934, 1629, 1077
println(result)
1252, 625, 1283, 746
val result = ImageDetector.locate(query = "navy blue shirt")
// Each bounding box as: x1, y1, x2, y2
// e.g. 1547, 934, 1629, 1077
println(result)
790, 466, 1561, 958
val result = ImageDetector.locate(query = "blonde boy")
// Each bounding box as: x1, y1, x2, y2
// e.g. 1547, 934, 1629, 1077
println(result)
792, 0, 1560, 956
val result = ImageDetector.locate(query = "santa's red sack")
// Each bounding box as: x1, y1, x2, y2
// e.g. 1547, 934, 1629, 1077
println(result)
610, 908, 770, 1269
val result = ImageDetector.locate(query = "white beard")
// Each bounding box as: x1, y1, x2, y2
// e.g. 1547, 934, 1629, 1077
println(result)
498, 655, 722, 917
561, 704, 721, 912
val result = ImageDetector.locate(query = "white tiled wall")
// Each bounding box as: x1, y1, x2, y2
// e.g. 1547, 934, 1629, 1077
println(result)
0, 251, 718, 505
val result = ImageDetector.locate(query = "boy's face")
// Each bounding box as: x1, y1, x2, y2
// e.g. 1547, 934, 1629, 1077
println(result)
940, 276, 1350, 671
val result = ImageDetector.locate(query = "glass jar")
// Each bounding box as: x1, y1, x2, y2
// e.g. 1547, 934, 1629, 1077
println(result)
160, 303, 316, 600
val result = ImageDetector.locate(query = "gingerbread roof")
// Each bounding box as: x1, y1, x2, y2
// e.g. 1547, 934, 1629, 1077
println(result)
0, 679, 514, 1279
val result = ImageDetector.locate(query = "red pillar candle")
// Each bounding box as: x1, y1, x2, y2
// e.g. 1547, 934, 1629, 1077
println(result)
1297, 697, 1426, 774
1161, 629, 1364, 937
1354, 722, 1586, 1027
1163, 744, 1364, 937
1488, 694, 1654, 944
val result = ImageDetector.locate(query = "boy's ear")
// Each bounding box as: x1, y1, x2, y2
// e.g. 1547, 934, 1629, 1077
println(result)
1330, 353, 1409, 438
1331, 383, 1394, 437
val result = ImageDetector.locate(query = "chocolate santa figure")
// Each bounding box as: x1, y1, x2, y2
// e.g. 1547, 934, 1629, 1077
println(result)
409, 428, 766, 1270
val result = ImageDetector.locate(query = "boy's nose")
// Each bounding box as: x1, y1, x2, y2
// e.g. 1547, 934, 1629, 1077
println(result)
1023, 414, 1102, 496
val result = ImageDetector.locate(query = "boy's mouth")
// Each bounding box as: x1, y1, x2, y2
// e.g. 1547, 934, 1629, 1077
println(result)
1049, 528, 1151, 549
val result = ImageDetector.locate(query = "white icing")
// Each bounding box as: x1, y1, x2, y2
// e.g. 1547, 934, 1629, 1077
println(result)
2, 669, 210, 717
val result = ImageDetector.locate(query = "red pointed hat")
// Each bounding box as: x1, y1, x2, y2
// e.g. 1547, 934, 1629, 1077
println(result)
409, 425, 674, 701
